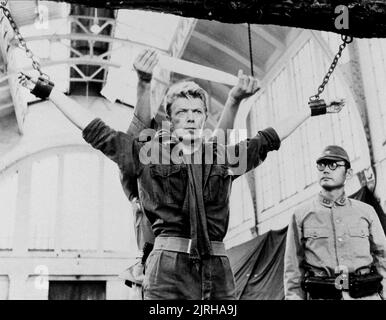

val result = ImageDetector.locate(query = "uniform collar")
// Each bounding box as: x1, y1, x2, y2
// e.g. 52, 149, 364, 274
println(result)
318, 192, 347, 208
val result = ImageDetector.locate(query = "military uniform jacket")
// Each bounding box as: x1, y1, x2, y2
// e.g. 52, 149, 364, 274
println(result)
284, 192, 386, 300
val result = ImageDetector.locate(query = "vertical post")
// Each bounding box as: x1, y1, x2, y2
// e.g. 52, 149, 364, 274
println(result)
54, 155, 64, 254
13, 162, 32, 254
346, 40, 376, 170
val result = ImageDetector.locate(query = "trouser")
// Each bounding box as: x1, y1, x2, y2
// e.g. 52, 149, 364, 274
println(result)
142, 237, 236, 300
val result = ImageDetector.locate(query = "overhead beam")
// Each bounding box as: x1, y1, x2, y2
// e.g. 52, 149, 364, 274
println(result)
10, 33, 168, 52
0, 57, 166, 86
191, 31, 264, 78
48, 0, 386, 38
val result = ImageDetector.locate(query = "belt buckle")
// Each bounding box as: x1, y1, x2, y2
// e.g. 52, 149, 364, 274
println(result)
186, 239, 192, 254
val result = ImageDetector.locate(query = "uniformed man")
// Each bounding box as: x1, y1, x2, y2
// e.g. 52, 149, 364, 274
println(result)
284, 145, 386, 300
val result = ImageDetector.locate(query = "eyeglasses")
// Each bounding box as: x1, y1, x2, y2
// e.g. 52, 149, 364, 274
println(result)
316, 161, 346, 171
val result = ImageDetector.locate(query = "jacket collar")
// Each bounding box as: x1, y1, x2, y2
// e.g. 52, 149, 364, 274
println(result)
318, 192, 347, 208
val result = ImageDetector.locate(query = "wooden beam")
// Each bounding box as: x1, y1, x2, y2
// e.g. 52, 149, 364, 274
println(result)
10, 33, 168, 52
48, 0, 386, 38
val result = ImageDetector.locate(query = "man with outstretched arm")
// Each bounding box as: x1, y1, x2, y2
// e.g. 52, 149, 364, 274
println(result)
19, 67, 343, 300
122, 49, 261, 289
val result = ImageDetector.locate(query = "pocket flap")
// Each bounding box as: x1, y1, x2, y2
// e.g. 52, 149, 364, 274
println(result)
150, 164, 182, 177
349, 227, 369, 238
304, 228, 329, 239
210, 165, 229, 177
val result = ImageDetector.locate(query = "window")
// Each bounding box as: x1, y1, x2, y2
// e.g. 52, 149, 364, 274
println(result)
48, 281, 106, 300
366, 39, 386, 139
0, 172, 18, 250
271, 68, 297, 199
251, 92, 277, 210
0, 276, 9, 300
61, 153, 100, 251
0, 147, 138, 255
29, 156, 58, 250
102, 159, 136, 253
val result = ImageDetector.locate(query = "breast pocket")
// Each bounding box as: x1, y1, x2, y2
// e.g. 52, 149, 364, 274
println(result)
348, 227, 370, 257
303, 227, 330, 255
204, 165, 232, 204
150, 164, 187, 205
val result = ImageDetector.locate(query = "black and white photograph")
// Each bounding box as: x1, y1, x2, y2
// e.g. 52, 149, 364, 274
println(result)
0, 0, 385, 304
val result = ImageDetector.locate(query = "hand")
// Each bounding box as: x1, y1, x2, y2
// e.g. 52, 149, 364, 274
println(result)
228, 70, 260, 102
326, 99, 345, 113
133, 49, 159, 83
18, 72, 37, 91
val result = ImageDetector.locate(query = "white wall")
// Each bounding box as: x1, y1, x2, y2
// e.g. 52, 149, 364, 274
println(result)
0, 96, 139, 299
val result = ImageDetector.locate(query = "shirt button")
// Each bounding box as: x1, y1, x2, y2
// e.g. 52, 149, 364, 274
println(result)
337, 237, 343, 242
336, 218, 341, 223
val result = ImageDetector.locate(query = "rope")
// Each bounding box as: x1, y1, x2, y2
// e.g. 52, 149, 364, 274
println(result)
247, 23, 254, 77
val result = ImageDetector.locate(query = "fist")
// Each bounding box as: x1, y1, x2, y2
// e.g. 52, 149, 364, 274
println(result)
133, 49, 159, 82
229, 70, 260, 102
18, 72, 37, 91
327, 99, 345, 113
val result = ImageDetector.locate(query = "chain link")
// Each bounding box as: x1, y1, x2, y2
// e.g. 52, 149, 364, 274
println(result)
0, 2, 48, 79
310, 34, 353, 101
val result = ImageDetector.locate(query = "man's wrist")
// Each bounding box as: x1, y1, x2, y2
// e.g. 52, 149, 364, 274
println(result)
136, 71, 152, 83
30, 77, 55, 100
309, 99, 327, 116
227, 94, 242, 105
138, 79, 152, 87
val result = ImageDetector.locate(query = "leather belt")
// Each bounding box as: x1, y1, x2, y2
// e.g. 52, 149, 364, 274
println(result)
154, 237, 227, 256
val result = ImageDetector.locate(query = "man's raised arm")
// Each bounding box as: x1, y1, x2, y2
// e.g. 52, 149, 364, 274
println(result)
227, 98, 345, 175
212, 70, 259, 144
18, 73, 140, 175
18, 73, 95, 130
273, 99, 344, 142
129, 49, 159, 134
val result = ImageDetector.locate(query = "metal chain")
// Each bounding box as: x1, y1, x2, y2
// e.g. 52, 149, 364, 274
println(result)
0, 1, 48, 79
310, 35, 353, 101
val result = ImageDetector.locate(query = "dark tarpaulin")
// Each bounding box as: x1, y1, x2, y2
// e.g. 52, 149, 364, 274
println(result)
227, 227, 287, 300
227, 186, 386, 300
349, 186, 386, 235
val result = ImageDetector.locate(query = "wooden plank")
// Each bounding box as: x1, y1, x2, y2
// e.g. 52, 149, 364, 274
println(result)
48, 0, 386, 38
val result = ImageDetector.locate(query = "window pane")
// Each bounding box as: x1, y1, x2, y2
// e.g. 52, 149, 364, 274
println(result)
103, 159, 136, 253
61, 153, 100, 250
29, 156, 59, 250
0, 276, 9, 300
0, 172, 18, 249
